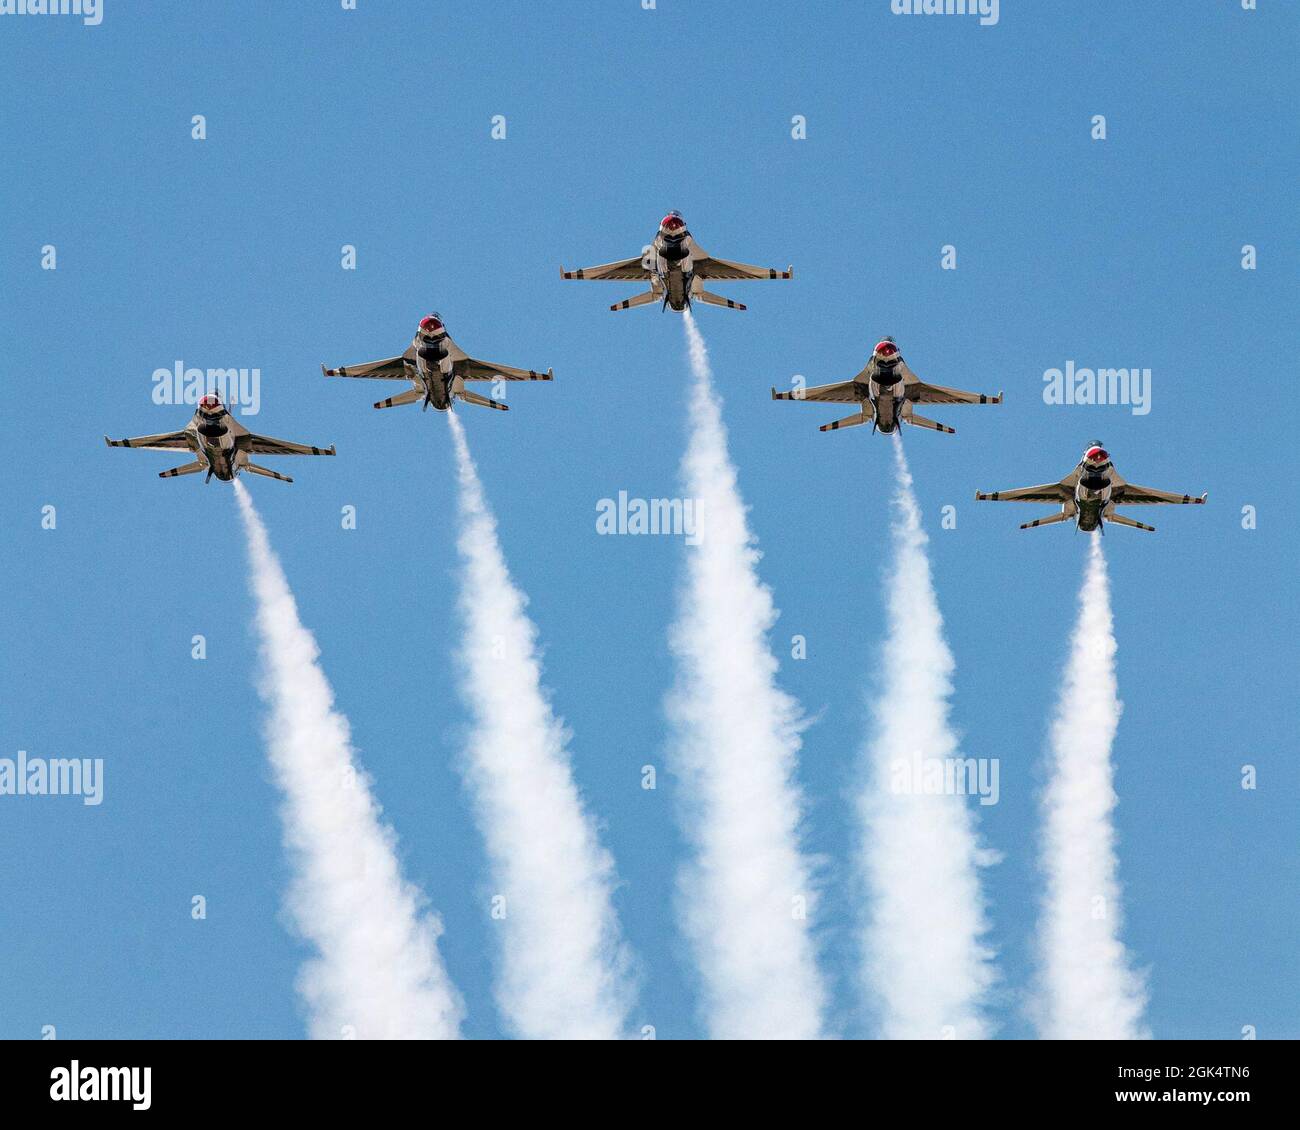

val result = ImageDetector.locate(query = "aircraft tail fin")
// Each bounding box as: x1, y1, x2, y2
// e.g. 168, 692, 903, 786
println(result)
458, 390, 509, 411
158, 460, 206, 479
609, 289, 659, 312
691, 288, 747, 311
1105, 510, 1156, 532
243, 462, 294, 484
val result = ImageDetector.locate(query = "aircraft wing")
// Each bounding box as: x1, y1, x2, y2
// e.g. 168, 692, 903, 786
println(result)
694, 255, 792, 281
322, 349, 413, 380
561, 255, 649, 281
104, 430, 195, 452
771, 380, 860, 403
901, 362, 1001, 405
975, 470, 1078, 503
453, 356, 553, 382
1111, 479, 1207, 506
241, 433, 336, 457
441, 337, 552, 382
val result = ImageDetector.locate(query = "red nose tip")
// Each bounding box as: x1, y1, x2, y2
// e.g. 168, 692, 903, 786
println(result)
660, 214, 685, 231
874, 340, 897, 358
200, 394, 220, 409
1086, 447, 1109, 462
419, 316, 442, 332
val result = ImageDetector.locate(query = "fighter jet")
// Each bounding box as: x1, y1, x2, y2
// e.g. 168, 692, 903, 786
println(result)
322, 313, 552, 413
105, 394, 335, 483
560, 211, 792, 312
771, 338, 1001, 435
975, 443, 1207, 532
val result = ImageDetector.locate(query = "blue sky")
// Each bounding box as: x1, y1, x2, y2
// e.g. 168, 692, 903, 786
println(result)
1, 1, 1295, 1040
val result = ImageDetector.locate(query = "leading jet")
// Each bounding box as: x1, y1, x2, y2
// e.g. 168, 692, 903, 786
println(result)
975, 442, 1207, 532
771, 337, 1001, 435
105, 394, 335, 483
323, 313, 553, 414
561, 211, 792, 312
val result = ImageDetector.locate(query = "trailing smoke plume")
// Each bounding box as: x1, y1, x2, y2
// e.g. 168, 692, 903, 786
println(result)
665, 312, 827, 1039
233, 480, 463, 1040
857, 436, 997, 1039
447, 414, 634, 1040
1036, 535, 1149, 1039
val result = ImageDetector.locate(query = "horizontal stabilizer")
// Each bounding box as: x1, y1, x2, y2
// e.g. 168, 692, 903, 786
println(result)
905, 411, 955, 434
692, 289, 746, 311
819, 411, 869, 432
1019, 511, 1074, 530
243, 462, 293, 484
610, 290, 659, 312
374, 389, 425, 410
1106, 511, 1156, 532
159, 461, 205, 479
458, 390, 509, 411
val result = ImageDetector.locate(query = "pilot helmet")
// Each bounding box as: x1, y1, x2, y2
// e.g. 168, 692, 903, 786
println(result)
659, 212, 687, 238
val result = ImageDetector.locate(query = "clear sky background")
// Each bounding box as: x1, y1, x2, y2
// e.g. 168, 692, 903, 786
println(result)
1, 1, 1295, 1040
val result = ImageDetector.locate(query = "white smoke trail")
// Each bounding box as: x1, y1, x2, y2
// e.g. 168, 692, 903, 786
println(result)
665, 312, 826, 1040
447, 413, 634, 1040
232, 480, 463, 1040
1036, 535, 1149, 1039
856, 436, 996, 1039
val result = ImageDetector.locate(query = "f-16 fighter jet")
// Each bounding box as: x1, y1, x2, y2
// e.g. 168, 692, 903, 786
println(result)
105, 394, 335, 483
322, 313, 552, 414
771, 337, 1001, 435
975, 442, 1207, 532
561, 211, 792, 312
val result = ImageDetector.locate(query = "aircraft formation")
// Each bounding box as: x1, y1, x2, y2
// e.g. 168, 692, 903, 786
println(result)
105, 211, 1207, 533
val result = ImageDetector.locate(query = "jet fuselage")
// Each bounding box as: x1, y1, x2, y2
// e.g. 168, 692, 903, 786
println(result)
645, 229, 701, 311
411, 330, 458, 411
190, 400, 246, 481
848, 356, 907, 433
1072, 459, 1116, 531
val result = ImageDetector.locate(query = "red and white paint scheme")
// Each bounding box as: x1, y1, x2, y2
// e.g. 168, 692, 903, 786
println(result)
976, 441, 1207, 533
106, 393, 335, 484
772, 336, 1001, 437
562, 211, 792, 312
322, 312, 553, 415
